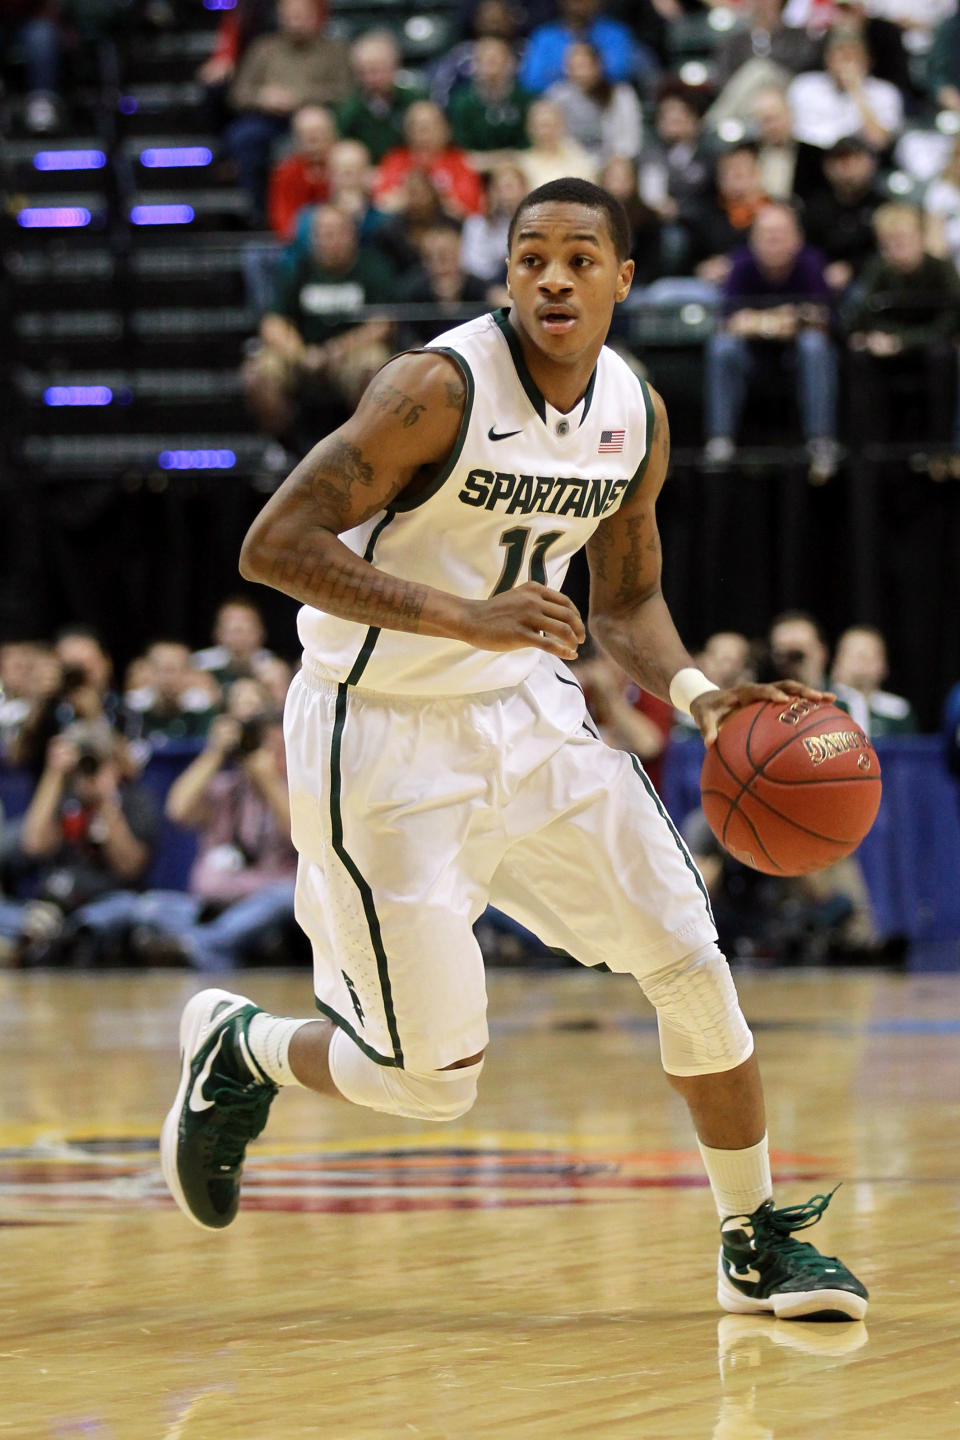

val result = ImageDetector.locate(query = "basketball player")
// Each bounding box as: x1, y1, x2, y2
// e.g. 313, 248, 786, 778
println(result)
161, 179, 867, 1322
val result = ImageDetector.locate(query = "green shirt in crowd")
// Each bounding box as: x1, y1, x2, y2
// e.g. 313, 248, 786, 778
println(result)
273, 250, 396, 346
447, 82, 532, 154
335, 84, 427, 164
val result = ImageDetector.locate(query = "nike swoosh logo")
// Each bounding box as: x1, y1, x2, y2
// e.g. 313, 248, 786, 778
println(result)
488, 426, 522, 441
729, 1263, 761, 1284
188, 1031, 226, 1113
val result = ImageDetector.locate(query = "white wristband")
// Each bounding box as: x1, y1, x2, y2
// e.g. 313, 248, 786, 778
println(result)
669, 667, 719, 716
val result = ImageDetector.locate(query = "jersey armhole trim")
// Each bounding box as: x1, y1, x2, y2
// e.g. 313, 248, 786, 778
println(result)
387, 346, 476, 514
621, 375, 656, 506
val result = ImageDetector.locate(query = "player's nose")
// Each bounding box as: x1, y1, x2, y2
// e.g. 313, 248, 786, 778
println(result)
538, 261, 573, 292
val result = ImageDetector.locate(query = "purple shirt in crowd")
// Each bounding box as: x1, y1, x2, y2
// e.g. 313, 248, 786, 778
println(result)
723, 244, 832, 314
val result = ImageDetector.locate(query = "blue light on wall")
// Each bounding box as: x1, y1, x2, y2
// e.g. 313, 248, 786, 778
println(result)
140, 146, 213, 168
130, 204, 195, 225
34, 150, 106, 171
118, 96, 138, 114
17, 206, 92, 228
44, 386, 114, 407
203, 0, 237, 9
158, 450, 236, 469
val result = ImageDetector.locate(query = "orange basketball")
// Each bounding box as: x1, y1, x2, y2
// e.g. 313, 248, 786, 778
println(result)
700, 698, 882, 875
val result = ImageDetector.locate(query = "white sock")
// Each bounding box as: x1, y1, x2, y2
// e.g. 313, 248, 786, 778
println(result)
246, 1013, 312, 1087
698, 1133, 772, 1219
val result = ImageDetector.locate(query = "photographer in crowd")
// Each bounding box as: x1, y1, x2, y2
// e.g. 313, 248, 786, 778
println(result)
0, 721, 158, 964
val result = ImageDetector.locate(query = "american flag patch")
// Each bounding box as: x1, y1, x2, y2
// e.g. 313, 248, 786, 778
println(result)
598, 429, 625, 453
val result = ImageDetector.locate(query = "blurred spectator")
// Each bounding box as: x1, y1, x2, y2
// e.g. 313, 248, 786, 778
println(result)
373, 101, 485, 218
335, 29, 426, 166
846, 203, 960, 455
598, 155, 664, 284
518, 0, 649, 94
0, 642, 58, 756
197, 0, 277, 90
74, 688, 298, 971
782, 0, 911, 93
447, 35, 531, 168
0, 0, 64, 132
750, 85, 824, 202
923, 136, 960, 273
703, 203, 840, 481
707, 0, 820, 129
287, 139, 388, 262
546, 41, 644, 162
804, 135, 884, 291
517, 98, 598, 189
266, 103, 337, 239
787, 32, 903, 155
577, 653, 674, 794
125, 641, 220, 746
430, 0, 523, 110
374, 170, 452, 272
766, 610, 830, 687
927, 10, 960, 113
244, 203, 394, 442
637, 83, 711, 225
397, 220, 492, 342
683, 142, 769, 285
193, 599, 276, 690
461, 161, 529, 285
674, 630, 755, 732
224, 0, 350, 220
831, 625, 917, 734
5, 722, 158, 964
196, 0, 277, 130
703, 630, 756, 688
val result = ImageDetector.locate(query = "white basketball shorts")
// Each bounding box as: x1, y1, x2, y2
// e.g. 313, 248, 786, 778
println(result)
284, 652, 717, 1072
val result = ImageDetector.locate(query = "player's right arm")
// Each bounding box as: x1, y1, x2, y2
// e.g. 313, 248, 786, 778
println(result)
239, 349, 585, 659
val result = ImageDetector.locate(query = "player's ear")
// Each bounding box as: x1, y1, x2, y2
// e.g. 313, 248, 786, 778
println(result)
615, 258, 635, 303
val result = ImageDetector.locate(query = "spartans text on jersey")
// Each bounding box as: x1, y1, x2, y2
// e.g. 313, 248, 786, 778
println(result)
458, 469, 630, 518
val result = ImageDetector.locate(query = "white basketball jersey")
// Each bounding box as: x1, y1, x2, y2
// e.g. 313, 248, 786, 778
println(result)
297, 307, 654, 696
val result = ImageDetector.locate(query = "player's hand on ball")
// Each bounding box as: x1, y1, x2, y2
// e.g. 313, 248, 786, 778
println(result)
460, 583, 586, 659
692, 680, 836, 747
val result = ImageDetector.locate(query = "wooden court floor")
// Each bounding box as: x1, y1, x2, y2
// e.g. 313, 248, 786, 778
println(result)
1, 967, 959, 1439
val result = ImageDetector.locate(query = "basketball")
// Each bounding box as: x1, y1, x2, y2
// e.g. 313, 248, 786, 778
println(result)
700, 698, 882, 875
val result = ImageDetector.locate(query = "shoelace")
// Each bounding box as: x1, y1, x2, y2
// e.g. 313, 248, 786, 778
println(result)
753, 1188, 845, 1274
202, 1075, 277, 1174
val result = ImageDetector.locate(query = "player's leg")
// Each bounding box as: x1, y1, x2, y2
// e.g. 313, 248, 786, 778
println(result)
489, 664, 867, 1319
161, 671, 494, 1229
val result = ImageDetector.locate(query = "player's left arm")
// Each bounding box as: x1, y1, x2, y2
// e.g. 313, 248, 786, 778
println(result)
586, 385, 831, 744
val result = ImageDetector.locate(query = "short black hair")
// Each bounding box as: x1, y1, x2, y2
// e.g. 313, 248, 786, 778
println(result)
507, 177, 631, 261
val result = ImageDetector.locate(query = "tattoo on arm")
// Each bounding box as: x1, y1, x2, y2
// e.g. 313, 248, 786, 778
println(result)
368, 379, 426, 428
269, 540, 428, 630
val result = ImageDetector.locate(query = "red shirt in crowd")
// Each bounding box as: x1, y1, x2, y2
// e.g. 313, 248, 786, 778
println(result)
373, 147, 484, 217
267, 154, 331, 239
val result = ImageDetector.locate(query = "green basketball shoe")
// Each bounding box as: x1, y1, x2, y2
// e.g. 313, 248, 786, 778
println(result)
718, 1190, 868, 1322
160, 988, 278, 1230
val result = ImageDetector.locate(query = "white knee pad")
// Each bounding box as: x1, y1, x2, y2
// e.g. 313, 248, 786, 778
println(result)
328, 1028, 483, 1121
640, 943, 754, 1077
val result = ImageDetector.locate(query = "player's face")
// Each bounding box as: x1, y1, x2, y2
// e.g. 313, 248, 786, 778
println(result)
506, 203, 634, 365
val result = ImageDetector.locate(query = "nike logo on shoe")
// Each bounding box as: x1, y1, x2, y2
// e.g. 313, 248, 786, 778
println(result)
188, 1031, 227, 1112
488, 426, 522, 441
729, 1263, 761, 1284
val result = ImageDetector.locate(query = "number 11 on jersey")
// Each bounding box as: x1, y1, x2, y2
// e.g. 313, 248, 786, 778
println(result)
492, 527, 563, 595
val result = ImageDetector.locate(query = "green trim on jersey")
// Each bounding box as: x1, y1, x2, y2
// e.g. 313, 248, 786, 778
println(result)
628, 753, 716, 928
313, 996, 401, 1068
493, 307, 599, 430
621, 376, 656, 505
318, 510, 404, 1067
328, 679, 405, 1067
579, 365, 598, 427
388, 347, 476, 514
